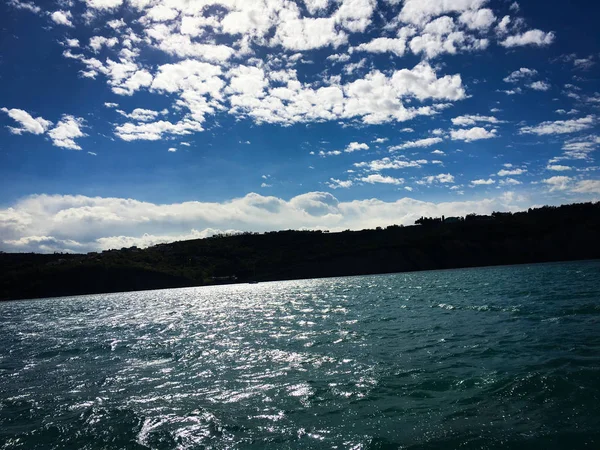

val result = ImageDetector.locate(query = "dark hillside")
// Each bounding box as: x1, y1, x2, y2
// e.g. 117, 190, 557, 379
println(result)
2, 202, 600, 301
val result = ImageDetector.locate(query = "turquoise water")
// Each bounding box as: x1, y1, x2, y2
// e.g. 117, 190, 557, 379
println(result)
1, 261, 600, 449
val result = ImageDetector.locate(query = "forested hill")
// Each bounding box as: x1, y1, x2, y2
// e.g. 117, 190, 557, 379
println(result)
2, 202, 600, 301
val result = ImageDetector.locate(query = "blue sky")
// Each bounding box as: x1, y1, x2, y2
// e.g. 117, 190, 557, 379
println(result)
0, 0, 599, 252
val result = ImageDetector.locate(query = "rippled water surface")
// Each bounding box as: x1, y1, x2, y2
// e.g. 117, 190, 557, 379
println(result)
1, 261, 600, 449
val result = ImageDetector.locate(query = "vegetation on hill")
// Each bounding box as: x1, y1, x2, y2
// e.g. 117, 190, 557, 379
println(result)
2, 202, 600, 301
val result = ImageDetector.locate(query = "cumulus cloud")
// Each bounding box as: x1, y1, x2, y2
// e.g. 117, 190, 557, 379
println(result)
117, 108, 166, 122
503, 68, 538, 83
546, 165, 572, 171
542, 176, 572, 191
571, 180, 600, 194
529, 81, 550, 91
7, 0, 41, 14
451, 114, 503, 126
470, 178, 495, 186
354, 157, 426, 171
389, 137, 443, 151
499, 178, 521, 186
500, 29, 555, 47
115, 118, 203, 141
360, 174, 404, 185
47, 115, 87, 150
398, 0, 488, 26
418, 173, 455, 184
354, 37, 408, 57
345, 142, 369, 153
450, 127, 497, 142
520, 116, 595, 135
0, 191, 530, 253
497, 168, 526, 176
50, 10, 74, 27
326, 178, 354, 189
1, 107, 52, 135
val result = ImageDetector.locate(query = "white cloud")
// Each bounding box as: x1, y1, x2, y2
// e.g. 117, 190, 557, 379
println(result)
51, 10, 74, 27
470, 178, 495, 186
450, 127, 497, 142
168, 147, 177, 152
571, 180, 600, 194
65, 38, 80, 47
115, 118, 204, 141
107, 18, 126, 29
84, 0, 123, 10
1, 107, 52, 135
497, 168, 526, 176
431, 149, 445, 155
499, 178, 521, 186
104, 102, 118, 108
419, 173, 455, 184
273, 17, 347, 51
89, 36, 119, 52
503, 68, 537, 83
500, 29, 555, 48
546, 165, 572, 171
361, 174, 405, 185
529, 81, 550, 91
389, 137, 443, 151
542, 176, 572, 192
345, 142, 370, 153
326, 178, 354, 189
573, 56, 595, 70
520, 116, 595, 135
495, 15, 511, 35
117, 108, 165, 122
0, 191, 530, 253
319, 150, 342, 157
451, 114, 502, 126
354, 37, 407, 57
7, 0, 41, 14
354, 157, 425, 171
408, 27, 489, 59
326, 53, 351, 63
48, 115, 86, 150
398, 0, 487, 26
458, 8, 495, 30
372, 137, 388, 144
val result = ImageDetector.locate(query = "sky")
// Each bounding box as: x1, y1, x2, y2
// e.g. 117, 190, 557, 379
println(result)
0, 0, 599, 253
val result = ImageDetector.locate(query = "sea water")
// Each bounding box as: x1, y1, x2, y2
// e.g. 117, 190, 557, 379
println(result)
1, 261, 599, 449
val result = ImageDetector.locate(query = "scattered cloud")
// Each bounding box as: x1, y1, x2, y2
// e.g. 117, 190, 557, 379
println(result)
47, 115, 86, 150
389, 137, 443, 151
361, 174, 404, 185
497, 168, 526, 176
546, 164, 572, 171
50, 10, 74, 27
503, 68, 538, 83
470, 178, 496, 186
571, 180, 600, 194
542, 176, 572, 191
1, 107, 52, 135
326, 178, 353, 189
500, 29, 555, 48
345, 142, 369, 153
520, 115, 596, 135
529, 81, 550, 91
450, 127, 497, 142
452, 114, 503, 126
